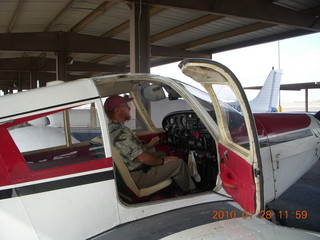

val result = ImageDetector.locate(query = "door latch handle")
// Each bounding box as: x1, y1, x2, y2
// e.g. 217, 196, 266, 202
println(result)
224, 150, 229, 160
220, 150, 229, 163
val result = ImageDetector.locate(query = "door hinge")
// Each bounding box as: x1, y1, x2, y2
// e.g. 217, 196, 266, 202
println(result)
275, 154, 280, 169
254, 168, 261, 177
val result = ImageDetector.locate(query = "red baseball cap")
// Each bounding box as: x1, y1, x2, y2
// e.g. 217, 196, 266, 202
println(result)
104, 95, 133, 111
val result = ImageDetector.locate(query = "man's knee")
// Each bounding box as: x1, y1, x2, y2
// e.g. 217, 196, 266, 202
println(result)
169, 158, 186, 170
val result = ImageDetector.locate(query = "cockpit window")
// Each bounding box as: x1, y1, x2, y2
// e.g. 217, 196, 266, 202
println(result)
9, 103, 105, 171
212, 84, 250, 149
148, 83, 213, 128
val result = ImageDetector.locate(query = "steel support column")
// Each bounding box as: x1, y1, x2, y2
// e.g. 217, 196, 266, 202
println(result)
56, 51, 67, 81
130, 3, 150, 73
305, 88, 309, 112
129, 3, 151, 122
29, 71, 37, 89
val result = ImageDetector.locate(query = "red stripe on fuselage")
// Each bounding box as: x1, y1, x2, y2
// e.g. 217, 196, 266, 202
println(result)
253, 113, 311, 137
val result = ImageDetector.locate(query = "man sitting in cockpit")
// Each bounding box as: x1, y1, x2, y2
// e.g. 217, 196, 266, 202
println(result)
105, 95, 196, 193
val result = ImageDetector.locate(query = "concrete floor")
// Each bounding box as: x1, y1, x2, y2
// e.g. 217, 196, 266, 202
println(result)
267, 160, 320, 232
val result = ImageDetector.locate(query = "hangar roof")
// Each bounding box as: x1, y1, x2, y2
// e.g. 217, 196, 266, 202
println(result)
1, 0, 320, 92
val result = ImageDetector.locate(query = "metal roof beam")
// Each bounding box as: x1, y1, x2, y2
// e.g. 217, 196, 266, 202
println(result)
127, 0, 320, 31
302, 5, 320, 16
0, 32, 130, 54
94, 6, 166, 64
177, 22, 274, 50
151, 14, 224, 42
0, 32, 129, 53
0, 57, 129, 73
70, 1, 118, 33
101, 6, 166, 38
44, 0, 76, 32
7, 0, 26, 33
0, 32, 209, 58
151, 45, 210, 58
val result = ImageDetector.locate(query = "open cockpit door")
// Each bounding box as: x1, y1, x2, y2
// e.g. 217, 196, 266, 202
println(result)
179, 59, 264, 214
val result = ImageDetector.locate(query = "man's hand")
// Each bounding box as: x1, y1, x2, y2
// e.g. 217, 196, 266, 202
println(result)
144, 136, 160, 149
136, 152, 178, 166
163, 156, 178, 164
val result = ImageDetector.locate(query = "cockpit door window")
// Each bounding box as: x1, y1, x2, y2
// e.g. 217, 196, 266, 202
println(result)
179, 59, 263, 214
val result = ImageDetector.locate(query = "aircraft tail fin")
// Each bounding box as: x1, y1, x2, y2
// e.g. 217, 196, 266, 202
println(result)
249, 68, 282, 112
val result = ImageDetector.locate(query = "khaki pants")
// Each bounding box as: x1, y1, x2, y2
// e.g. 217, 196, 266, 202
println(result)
130, 153, 195, 192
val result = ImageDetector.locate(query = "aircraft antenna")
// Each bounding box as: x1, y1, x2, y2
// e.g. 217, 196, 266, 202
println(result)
277, 41, 281, 70
277, 40, 282, 112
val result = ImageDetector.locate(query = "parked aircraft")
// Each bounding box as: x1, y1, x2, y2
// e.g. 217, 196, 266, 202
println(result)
150, 68, 282, 128
229, 68, 282, 112
0, 59, 319, 239
150, 67, 282, 125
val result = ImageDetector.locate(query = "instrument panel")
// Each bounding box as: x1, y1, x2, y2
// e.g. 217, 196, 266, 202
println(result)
161, 110, 218, 191
161, 110, 216, 153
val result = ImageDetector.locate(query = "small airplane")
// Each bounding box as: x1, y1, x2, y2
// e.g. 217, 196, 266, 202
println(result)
1, 59, 319, 239
150, 67, 282, 127
229, 67, 283, 112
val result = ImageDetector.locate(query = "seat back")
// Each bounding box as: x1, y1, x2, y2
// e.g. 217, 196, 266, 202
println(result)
111, 146, 172, 197
111, 146, 140, 195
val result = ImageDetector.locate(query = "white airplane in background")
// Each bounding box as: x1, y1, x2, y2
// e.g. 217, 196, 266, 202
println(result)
150, 68, 282, 127
1, 59, 319, 240
150, 67, 282, 126
229, 68, 283, 112
249, 68, 282, 112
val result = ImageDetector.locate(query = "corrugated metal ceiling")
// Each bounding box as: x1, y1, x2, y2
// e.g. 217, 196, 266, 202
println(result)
0, 0, 319, 92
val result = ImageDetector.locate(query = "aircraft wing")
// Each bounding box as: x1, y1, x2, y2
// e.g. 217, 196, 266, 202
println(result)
245, 82, 320, 91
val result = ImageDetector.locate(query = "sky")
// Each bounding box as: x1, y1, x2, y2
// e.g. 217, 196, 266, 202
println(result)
151, 32, 320, 106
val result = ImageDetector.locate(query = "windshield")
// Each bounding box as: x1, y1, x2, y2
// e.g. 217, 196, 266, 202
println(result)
181, 82, 241, 114
180, 82, 249, 149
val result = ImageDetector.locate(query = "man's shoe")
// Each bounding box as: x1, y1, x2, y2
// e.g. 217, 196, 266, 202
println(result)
180, 188, 201, 196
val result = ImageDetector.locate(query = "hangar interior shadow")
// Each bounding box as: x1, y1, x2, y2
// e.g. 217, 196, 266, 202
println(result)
267, 160, 320, 232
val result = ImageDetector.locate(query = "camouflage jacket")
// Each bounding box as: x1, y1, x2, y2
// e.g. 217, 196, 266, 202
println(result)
108, 120, 146, 171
